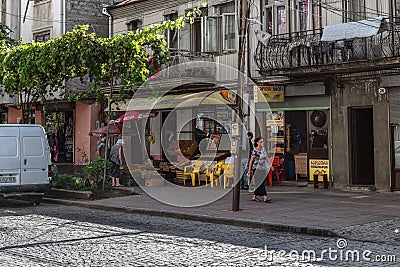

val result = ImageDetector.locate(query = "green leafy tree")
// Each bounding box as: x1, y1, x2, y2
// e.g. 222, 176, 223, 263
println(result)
0, 25, 96, 123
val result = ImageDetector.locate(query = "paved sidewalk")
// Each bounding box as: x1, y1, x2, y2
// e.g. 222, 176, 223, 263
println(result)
45, 184, 400, 243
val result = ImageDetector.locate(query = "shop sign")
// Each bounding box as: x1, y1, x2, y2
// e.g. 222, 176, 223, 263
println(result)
309, 159, 330, 182
266, 111, 284, 127
259, 86, 285, 102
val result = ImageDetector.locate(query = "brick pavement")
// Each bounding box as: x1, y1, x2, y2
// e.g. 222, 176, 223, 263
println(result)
45, 184, 400, 242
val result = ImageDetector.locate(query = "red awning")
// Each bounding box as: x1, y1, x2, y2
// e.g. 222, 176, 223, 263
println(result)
89, 124, 121, 136
114, 110, 154, 123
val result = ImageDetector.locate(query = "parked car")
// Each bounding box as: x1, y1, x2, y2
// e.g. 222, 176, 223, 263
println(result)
0, 124, 52, 205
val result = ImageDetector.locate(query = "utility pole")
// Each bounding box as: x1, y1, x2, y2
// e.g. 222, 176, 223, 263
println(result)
232, 0, 247, 211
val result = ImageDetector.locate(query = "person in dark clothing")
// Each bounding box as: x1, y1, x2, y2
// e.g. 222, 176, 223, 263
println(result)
248, 137, 272, 203
240, 132, 254, 189
109, 139, 124, 187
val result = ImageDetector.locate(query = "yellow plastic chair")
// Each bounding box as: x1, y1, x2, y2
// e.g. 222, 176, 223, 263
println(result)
221, 163, 234, 189
183, 161, 204, 186
205, 162, 224, 187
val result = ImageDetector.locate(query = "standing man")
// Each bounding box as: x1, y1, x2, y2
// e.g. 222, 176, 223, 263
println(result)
240, 132, 253, 189
96, 135, 106, 158
109, 139, 124, 187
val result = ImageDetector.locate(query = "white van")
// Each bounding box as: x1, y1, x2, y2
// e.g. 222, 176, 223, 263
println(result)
0, 124, 51, 205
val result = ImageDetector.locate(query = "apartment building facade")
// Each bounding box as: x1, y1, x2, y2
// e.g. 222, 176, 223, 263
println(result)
254, 0, 400, 191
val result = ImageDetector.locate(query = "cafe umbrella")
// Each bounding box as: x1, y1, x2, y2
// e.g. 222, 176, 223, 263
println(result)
114, 110, 153, 123
88, 124, 122, 136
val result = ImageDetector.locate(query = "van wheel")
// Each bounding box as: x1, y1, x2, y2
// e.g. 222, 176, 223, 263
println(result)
29, 197, 42, 206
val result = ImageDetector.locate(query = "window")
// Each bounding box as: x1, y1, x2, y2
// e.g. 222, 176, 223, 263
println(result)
299, 1, 309, 33
0, 111, 7, 124
23, 137, 43, 156
277, 6, 286, 35
178, 8, 207, 53
23, 110, 35, 124
395, 0, 400, 24
313, 1, 322, 31
127, 19, 142, 33
0, 137, 17, 157
170, 3, 236, 54
264, 6, 273, 34
220, 2, 235, 51
344, 0, 366, 22
179, 21, 191, 51
203, 2, 236, 53
222, 13, 235, 50
165, 13, 178, 49
204, 16, 219, 52
262, 0, 286, 36
34, 31, 50, 42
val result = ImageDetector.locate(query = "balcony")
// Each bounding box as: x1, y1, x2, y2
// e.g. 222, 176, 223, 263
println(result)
169, 50, 215, 65
255, 26, 400, 76
168, 50, 216, 80
144, 50, 217, 90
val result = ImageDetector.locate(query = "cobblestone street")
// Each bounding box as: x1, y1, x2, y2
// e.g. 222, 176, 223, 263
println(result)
0, 202, 398, 266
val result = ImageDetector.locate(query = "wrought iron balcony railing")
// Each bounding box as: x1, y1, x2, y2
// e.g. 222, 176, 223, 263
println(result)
255, 27, 400, 73
163, 50, 216, 80
169, 50, 215, 65
142, 50, 217, 90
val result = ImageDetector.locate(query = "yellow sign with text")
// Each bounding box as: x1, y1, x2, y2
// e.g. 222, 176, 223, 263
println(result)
309, 159, 330, 182
259, 86, 284, 102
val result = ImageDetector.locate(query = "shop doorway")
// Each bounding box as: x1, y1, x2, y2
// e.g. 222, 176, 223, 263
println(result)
285, 111, 307, 154
0, 110, 7, 124
46, 111, 74, 163
349, 107, 375, 185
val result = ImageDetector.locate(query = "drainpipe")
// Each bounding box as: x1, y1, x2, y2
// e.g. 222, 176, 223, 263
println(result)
102, 6, 113, 37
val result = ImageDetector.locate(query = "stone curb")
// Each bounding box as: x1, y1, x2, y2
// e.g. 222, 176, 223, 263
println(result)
46, 189, 93, 200
43, 198, 338, 238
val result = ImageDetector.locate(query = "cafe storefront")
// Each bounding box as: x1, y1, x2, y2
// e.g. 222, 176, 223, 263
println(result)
255, 82, 331, 186
112, 90, 237, 185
